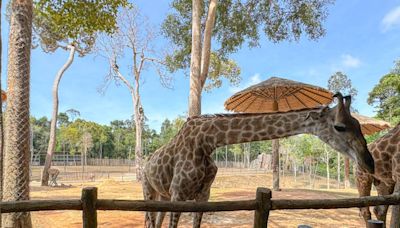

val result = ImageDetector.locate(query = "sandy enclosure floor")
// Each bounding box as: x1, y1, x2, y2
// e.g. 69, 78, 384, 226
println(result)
29, 170, 375, 228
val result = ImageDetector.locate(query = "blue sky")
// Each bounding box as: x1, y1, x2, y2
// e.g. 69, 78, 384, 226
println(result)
2, 0, 400, 132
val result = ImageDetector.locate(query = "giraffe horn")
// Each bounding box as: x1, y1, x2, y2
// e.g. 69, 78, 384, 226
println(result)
343, 95, 351, 112
333, 92, 346, 132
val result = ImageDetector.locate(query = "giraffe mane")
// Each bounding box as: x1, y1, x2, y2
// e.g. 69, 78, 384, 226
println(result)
187, 106, 326, 121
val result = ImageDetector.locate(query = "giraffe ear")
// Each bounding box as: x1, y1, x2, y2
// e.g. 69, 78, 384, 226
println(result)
343, 95, 351, 112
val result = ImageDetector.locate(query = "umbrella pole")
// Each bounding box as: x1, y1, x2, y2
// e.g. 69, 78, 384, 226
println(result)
272, 139, 280, 191
272, 99, 280, 191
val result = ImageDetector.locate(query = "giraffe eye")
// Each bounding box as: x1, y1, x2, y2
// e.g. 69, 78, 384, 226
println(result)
334, 125, 346, 132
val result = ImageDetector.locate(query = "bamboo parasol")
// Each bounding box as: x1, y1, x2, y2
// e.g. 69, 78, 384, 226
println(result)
351, 113, 391, 136
225, 77, 333, 113
224, 76, 334, 191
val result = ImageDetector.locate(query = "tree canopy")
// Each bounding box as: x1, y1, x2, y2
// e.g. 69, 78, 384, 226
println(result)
368, 61, 400, 124
163, 0, 333, 90
33, 0, 130, 54
327, 71, 358, 112
327, 71, 358, 98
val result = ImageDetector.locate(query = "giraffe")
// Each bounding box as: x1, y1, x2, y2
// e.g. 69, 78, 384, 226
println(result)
142, 93, 374, 228
356, 123, 400, 226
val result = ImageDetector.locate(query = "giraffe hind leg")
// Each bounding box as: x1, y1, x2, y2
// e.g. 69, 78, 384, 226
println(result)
142, 175, 156, 228
373, 179, 394, 225
155, 195, 169, 228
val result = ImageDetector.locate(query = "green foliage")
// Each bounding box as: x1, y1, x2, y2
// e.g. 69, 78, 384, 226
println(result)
392, 60, 400, 74
31, 117, 51, 156
163, 0, 332, 89
327, 71, 358, 98
57, 112, 70, 127
367, 72, 400, 124
203, 53, 241, 91
157, 117, 186, 146
33, 0, 130, 54
365, 130, 387, 144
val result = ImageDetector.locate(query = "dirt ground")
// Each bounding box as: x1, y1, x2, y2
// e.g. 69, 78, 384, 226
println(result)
29, 170, 376, 228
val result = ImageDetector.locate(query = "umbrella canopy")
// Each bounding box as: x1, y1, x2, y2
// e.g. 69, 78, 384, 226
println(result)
351, 113, 391, 135
225, 76, 334, 112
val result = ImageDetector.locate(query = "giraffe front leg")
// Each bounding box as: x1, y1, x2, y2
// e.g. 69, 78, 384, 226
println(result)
355, 167, 373, 223
390, 181, 400, 228
373, 179, 394, 225
193, 157, 218, 228
169, 192, 184, 228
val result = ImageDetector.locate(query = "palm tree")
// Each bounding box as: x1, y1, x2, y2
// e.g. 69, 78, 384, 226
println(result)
2, 0, 33, 227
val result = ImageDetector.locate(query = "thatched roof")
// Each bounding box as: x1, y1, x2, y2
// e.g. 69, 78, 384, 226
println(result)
351, 113, 391, 135
225, 77, 333, 113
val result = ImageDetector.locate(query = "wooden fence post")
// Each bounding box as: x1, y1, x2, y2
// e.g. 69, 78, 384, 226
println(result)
253, 187, 271, 228
82, 187, 98, 228
367, 220, 383, 228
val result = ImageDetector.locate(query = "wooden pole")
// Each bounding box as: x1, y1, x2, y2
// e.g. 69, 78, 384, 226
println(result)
253, 187, 271, 228
367, 220, 383, 228
82, 187, 97, 228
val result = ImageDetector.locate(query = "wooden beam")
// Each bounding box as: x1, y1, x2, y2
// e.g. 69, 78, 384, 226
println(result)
272, 194, 400, 210
0, 200, 82, 213
96, 199, 257, 212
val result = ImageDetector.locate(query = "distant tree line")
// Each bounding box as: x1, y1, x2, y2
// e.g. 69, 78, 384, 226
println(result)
30, 112, 185, 160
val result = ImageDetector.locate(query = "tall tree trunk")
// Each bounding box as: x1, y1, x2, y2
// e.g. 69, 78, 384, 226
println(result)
293, 161, 297, 183
272, 139, 280, 191
225, 145, 228, 167
199, 0, 218, 88
133, 81, 143, 181
337, 152, 341, 189
188, 0, 218, 117
344, 157, 350, 188
41, 45, 75, 186
188, 0, 202, 117
308, 160, 313, 189
325, 144, 330, 190
2, 0, 33, 226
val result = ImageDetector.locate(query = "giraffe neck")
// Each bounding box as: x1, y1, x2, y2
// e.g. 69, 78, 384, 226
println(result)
199, 108, 328, 153
370, 123, 400, 156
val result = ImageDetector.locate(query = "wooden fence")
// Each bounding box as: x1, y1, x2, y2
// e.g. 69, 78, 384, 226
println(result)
1, 187, 397, 228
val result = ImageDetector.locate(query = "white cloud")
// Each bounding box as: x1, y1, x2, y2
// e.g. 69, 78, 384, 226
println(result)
341, 54, 362, 68
229, 73, 262, 94
382, 6, 400, 32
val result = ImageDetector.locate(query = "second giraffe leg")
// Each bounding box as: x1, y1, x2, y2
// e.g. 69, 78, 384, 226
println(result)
193, 156, 218, 228
355, 168, 373, 223
373, 179, 394, 225
390, 181, 400, 228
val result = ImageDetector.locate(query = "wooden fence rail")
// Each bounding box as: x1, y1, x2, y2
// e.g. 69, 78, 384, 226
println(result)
1, 187, 399, 228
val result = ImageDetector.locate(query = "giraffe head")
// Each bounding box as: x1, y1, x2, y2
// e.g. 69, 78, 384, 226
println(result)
314, 92, 374, 174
